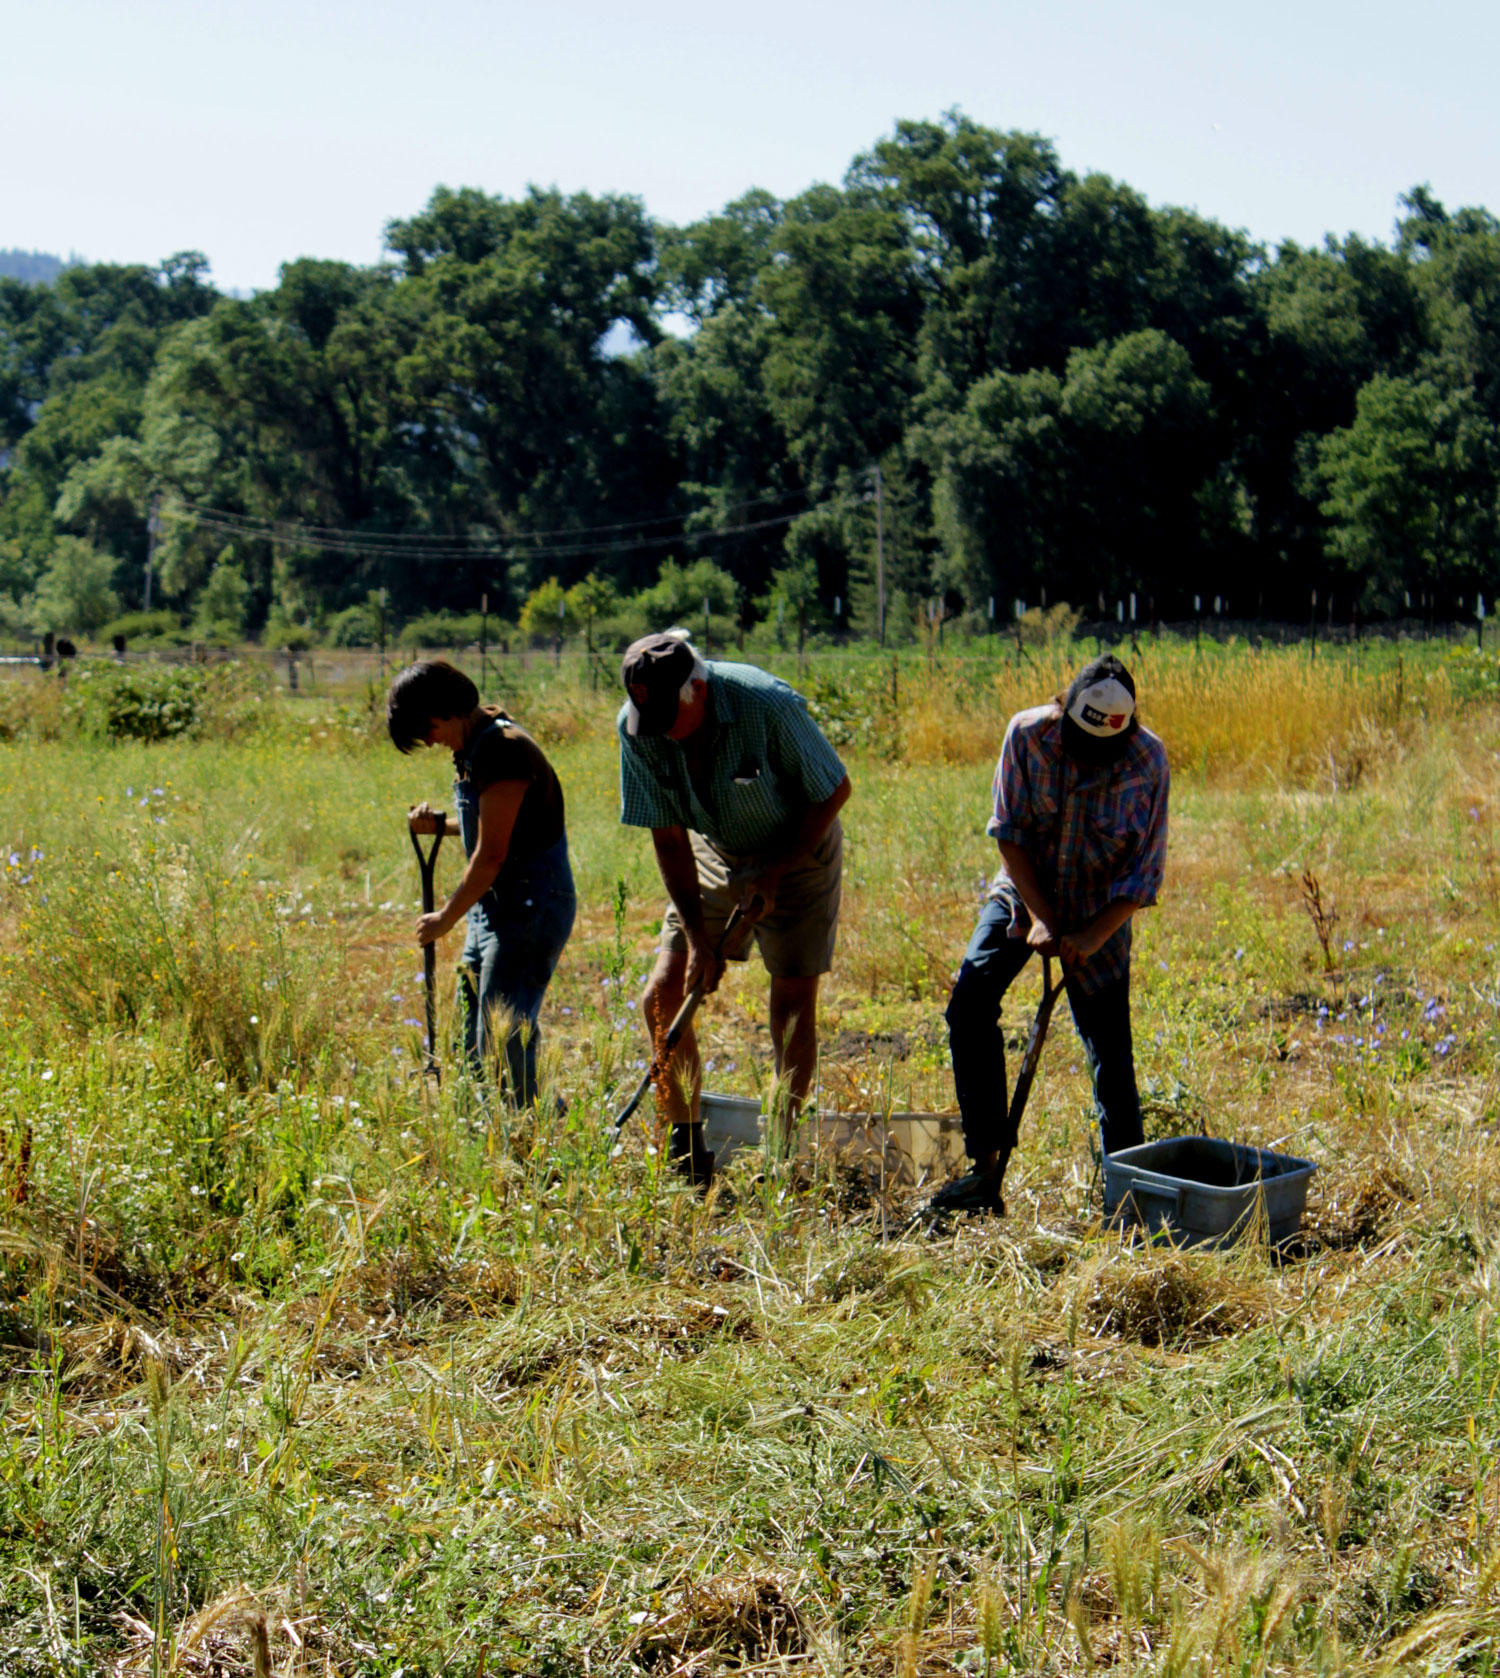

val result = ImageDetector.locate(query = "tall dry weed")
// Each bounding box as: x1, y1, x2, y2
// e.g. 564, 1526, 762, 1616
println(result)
888, 643, 1459, 785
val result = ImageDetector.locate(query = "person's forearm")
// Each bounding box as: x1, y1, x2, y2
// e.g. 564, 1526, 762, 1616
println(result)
441, 847, 505, 924
997, 840, 1056, 928
1082, 898, 1139, 943
652, 827, 706, 936
764, 775, 851, 880
1058, 895, 1141, 965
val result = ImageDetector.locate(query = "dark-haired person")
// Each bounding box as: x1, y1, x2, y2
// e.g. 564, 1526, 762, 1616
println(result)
618, 631, 851, 1187
387, 660, 575, 1105
935, 654, 1169, 1213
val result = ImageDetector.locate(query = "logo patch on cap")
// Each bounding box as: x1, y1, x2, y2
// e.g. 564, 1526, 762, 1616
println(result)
1068, 678, 1136, 739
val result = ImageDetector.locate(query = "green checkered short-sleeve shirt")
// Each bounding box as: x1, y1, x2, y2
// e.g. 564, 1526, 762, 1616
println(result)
618, 662, 847, 857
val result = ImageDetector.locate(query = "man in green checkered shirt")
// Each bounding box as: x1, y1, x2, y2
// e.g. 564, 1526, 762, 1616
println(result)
619, 631, 852, 1185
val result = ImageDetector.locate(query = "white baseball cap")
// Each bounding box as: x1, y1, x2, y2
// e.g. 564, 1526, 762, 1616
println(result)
1066, 675, 1135, 739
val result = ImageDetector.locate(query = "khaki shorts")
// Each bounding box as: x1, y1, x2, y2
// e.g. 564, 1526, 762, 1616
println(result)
660, 821, 843, 978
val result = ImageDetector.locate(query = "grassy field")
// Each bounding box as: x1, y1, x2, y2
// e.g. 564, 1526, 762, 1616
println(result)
3, 638, 1500, 1675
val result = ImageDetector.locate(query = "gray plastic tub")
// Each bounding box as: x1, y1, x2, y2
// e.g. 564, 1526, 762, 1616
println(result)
1103, 1136, 1317, 1249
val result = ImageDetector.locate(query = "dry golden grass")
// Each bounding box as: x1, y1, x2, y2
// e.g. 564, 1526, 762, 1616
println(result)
882, 639, 1467, 788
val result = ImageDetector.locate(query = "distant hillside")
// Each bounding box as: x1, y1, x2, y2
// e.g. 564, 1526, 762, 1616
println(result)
0, 248, 77, 285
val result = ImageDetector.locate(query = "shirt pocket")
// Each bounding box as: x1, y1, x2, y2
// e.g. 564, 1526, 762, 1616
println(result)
1081, 792, 1151, 876
720, 766, 778, 834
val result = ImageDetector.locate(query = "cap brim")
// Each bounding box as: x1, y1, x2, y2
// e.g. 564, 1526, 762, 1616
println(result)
625, 693, 680, 737
1061, 713, 1135, 764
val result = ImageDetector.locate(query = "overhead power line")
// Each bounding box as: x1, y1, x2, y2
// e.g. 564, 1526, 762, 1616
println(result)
175, 484, 816, 555
176, 491, 851, 565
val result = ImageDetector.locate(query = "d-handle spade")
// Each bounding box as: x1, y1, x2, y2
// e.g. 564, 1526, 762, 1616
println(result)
408, 808, 448, 1078
608, 907, 746, 1153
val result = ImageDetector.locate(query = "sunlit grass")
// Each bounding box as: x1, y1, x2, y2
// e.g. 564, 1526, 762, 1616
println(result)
1, 644, 1499, 1672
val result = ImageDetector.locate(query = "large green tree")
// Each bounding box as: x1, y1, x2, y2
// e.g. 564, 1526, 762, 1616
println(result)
1318, 374, 1498, 610
387, 184, 677, 598
1, 256, 217, 606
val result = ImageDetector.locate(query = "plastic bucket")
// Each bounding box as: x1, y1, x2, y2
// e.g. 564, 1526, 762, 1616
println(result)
699, 1093, 764, 1166
1103, 1136, 1317, 1249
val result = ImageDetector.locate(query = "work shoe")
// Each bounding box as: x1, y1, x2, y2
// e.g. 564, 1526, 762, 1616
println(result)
925, 1168, 1005, 1217
669, 1125, 715, 1191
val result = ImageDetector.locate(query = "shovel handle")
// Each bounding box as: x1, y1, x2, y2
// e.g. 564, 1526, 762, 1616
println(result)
408, 812, 447, 1073
609, 906, 746, 1146
408, 813, 447, 900
1005, 952, 1066, 1133
609, 983, 704, 1141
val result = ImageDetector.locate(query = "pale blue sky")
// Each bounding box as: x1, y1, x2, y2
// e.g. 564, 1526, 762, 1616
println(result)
4, 0, 1496, 293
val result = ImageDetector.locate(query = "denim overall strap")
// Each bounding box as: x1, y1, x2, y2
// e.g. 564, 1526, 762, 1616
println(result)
452, 717, 503, 864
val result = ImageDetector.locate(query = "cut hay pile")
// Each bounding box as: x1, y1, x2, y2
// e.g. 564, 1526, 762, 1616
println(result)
1076, 1243, 1272, 1347
628, 1570, 806, 1672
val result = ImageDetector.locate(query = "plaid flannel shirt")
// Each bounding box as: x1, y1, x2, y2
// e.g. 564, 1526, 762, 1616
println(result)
618, 661, 847, 858
987, 704, 1169, 996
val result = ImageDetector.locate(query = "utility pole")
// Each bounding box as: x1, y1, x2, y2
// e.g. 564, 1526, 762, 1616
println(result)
479, 592, 488, 691
874, 463, 886, 648
144, 493, 161, 612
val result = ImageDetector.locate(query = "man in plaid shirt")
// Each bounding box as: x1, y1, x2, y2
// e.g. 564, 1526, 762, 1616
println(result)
618, 631, 851, 1186
936, 653, 1169, 1214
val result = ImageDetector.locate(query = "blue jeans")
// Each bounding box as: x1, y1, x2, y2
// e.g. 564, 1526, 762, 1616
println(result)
458, 838, 576, 1105
945, 896, 1143, 1167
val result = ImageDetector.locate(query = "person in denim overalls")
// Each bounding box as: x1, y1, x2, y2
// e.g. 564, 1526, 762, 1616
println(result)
388, 660, 576, 1105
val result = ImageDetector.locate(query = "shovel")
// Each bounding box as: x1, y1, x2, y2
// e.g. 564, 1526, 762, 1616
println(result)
609, 907, 745, 1152
1006, 950, 1066, 1136
408, 808, 447, 1077
906, 949, 1067, 1230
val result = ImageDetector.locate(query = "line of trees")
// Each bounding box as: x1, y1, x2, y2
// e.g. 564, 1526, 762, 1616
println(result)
2, 113, 1498, 647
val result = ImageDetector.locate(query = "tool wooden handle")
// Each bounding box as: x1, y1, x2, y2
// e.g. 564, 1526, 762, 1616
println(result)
610, 982, 706, 1138
608, 906, 745, 1146
1005, 954, 1066, 1132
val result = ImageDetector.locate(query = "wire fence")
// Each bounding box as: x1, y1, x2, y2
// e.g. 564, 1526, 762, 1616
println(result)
0, 613, 1492, 700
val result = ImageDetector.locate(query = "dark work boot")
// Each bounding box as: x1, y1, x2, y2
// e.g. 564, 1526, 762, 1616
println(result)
669, 1123, 715, 1190
925, 1159, 1006, 1217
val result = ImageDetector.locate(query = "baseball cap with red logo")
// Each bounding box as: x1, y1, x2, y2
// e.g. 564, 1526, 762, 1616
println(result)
621, 630, 698, 737
1061, 654, 1138, 764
